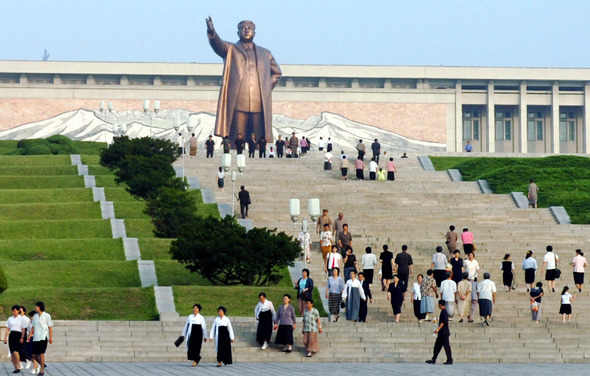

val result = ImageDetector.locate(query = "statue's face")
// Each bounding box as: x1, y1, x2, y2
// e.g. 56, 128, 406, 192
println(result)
237, 21, 256, 42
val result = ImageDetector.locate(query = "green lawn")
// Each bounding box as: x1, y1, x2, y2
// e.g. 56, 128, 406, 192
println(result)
0, 287, 157, 320
0, 176, 84, 189
114, 202, 151, 219
0, 155, 71, 166
125, 219, 155, 238
0, 219, 112, 239
104, 187, 138, 201
2, 260, 141, 288
0, 239, 125, 261
0, 202, 101, 220
0, 166, 77, 175
0, 188, 92, 204
138, 238, 173, 260
429, 155, 590, 224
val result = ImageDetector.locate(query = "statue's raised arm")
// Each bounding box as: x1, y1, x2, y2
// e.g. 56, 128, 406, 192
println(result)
205, 16, 215, 35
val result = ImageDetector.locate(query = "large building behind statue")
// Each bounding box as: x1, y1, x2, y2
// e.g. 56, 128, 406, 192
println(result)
1, 60, 590, 154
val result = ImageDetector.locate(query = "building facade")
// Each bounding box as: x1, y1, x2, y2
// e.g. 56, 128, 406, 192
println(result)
1, 60, 590, 153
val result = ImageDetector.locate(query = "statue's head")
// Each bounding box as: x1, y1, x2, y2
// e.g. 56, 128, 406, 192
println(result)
237, 20, 256, 42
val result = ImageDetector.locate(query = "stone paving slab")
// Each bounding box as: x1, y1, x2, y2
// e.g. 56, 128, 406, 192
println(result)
2, 362, 589, 376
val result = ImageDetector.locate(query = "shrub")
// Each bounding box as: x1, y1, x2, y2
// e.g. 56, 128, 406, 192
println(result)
0, 265, 7, 294
145, 187, 198, 238
16, 136, 80, 155
100, 136, 177, 170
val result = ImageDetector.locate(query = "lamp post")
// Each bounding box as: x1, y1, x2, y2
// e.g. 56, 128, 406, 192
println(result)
222, 153, 246, 216
173, 117, 186, 181
112, 122, 127, 138
289, 198, 321, 269
143, 99, 160, 137
99, 101, 113, 144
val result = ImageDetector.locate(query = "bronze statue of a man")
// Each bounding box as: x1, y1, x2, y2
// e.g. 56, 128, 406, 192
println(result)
206, 17, 282, 144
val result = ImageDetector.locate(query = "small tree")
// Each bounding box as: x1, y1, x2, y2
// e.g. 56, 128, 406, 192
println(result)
114, 154, 180, 201
100, 136, 177, 170
170, 215, 301, 286
145, 186, 199, 238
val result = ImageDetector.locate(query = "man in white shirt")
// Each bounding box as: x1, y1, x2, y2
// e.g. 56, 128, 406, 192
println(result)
318, 137, 325, 151
476, 273, 496, 326
541, 245, 559, 293
368, 158, 378, 180
439, 272, 458, 318
28, 301, 53, 376
361, 247, 379, 287
319, 224, 333, 265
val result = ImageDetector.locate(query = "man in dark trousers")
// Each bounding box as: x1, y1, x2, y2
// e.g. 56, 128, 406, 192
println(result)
234, 133, 246, 155
275, 135, 285, 158
371, 138, 381, 163
248, 134, 257, 158
205, 135, 215, 158
426, 300, 453, 365
237, 185, 251, 219
358, 272, 373, 322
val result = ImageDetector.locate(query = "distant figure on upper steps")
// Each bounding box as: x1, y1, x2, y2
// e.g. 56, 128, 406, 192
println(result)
465, 140, 473, 152
355, 157, 365, 180
189, 133, 198, 157
431, 246, 448, 287
522, 250, 538, 292
205, 135, 215, 158
461, 228, 474, 256
221, 135, 231, 154
528, 178, 539, 208
275, 135, 285, 158
401, 152, 409, 158
248, 134, 257, 158
340, 156, 349, 180
237, 185, 251, 219
371, 139, 381, 163
257, 137, 267, 158
386, 157, 396, 181
394, 244, 414, 289
445, 225, 458, 255
356, 139, 366, 161
541, 245, 559, 293
368, 158, 378, 180
571, 249, 587, 292
500, 253, 515, 292
289, 132, 299, 158
324, 151, 333, 170
317, 137, 325, 151
326, 137, 333, 152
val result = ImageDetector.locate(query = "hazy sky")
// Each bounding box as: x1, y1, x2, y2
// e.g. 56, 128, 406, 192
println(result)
1, 0, 589, 68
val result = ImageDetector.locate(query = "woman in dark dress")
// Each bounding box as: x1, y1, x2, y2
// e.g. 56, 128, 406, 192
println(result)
181, 303, 207, 367
343, 246, 358, 282
501, 253, 515, 292
450, 250, 464, 285
379, 244, 394, 291
209, 306, 234, 367
254, 292, 276, 350
387, 275, 406, 322
275, 294, 297, 352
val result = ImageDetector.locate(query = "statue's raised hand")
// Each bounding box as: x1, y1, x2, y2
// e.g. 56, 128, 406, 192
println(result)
206, 16, 215, 34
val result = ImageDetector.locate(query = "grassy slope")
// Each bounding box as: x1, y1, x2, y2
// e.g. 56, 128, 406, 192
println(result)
429, 155, 590, 224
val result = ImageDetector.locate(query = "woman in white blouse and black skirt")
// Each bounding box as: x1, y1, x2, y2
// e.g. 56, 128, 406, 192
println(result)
342, 270, 367, 321
3, 305, 24, 373
181, 303, 207, 367
255, 292, 276, 350
210, 306, 235, 367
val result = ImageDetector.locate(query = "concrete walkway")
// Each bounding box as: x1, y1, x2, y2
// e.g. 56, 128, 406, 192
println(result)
2, 362, 589, 376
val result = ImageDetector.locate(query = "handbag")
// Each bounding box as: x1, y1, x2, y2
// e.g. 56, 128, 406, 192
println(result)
340, 301, 346, 309
530, 299, 538, 312
174, 335, 185, 347
555, 268, 562, 279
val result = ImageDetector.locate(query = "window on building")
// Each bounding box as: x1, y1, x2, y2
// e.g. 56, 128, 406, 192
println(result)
559, 112, 576, 142
495, 110, 512, 140
463, 110, 480, 140
0, 74, 20, 84
527, 111, 544, 141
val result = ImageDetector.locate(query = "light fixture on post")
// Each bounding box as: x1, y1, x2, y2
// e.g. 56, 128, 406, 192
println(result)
112, 121, 127, 138
221, 153, 246, 216
99, 101, 114, 144
143, 99, 160, 137
173, 117, 186, 181
289, 197, 320, 269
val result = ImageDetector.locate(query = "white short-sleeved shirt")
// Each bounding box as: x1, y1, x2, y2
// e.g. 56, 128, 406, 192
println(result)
572, 255, 587, 273
369, 161, 378, 172
464, 259, 480, 281
543, 252, 558, 270
440, 279, 457, 301
6, 316, 23, 332
561, 292, 573, 304
31, 312, 53, 341
477, 279, 497, 301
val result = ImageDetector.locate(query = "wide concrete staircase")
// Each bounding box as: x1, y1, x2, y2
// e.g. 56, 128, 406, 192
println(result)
44, 151, 590, 363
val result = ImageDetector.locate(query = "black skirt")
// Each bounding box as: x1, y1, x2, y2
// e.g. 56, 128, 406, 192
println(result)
187, 324, 203, 362
256, 310, 273, 344
387, 171, 395, 181
8, 331, 22, 353
524, 268, 536, 284
217, 326, 233, 365
502, 272, 513, 287
559, 303, 572, 315
275, 324, 294, 345
217, 178, 224, 188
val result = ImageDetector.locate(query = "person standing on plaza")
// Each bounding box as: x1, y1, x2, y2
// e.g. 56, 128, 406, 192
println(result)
371, 139, 381, 163
326, 246, 343, 277
461, 228, 474, 256
457, 272, 472, 323
425, 300, 453, 365
295, 269, 314, 316
541, 245, 559, 293
477, 272, 497, 326
340, 155, 349, 180
27, 301, 53, 376
248, 133, 257, 158
440, 272, 458, 319
209, 306, 234, 367
386, 157, 396, 181
342, 270, 367, 321
528, 178, 539, 208
368, 158, 378, 180
4, 305, 24, 374
358, 272, 373, 322
221, 135, 231, 154
216, 166, 226, 191
205, 135, 215, 158
559, 286, 575, 323
319, 223, 333, 265
254, 292, 276, 350
302, 300, 321, 357
297, 229, 312, 263
355, 157, 365, 180
361, 247, 378, 287
411, 274, 426, 321
326, 268, 345, 322
289, 132, 299, 158
324, 150, 333, 170
500, 253, 515, 292
530, 282, 544, 323
237, 185, 251, 219
189, 133, 198, 157
572, 249, 587, 292
275, 135, 285, 158
387, 275, 406, 322
445, 225, 458, 255
394, 245, 414, 289
257, 137, 267, 158
181, 303, 207, 367
274, 294, 296, 352
465, 140, 473, 152
431, 246, 448, 287
337, 224, 352, 257
522, 250, 538, 292
449, 250, 464, 285
420, 269, 439, 322
379, 244, 394, 291
234, 133, 246, 154
343, 246, 358, 283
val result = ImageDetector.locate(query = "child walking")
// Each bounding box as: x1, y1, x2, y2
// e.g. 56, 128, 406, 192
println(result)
559, 286, 575, 323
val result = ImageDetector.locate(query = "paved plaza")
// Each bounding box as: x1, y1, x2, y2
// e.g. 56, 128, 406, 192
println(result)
1, 362, 589, 376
